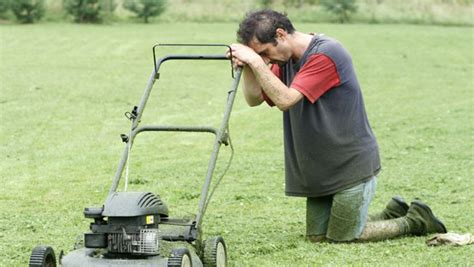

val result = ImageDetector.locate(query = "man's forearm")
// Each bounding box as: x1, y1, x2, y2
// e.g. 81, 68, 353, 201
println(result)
242, 66, 264, 106
249, 59, 302, 111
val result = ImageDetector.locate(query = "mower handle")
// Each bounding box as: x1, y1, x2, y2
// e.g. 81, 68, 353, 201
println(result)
153, 43, 234, 78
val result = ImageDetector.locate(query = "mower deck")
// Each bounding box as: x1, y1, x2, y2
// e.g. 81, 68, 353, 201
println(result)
61, 247, 203, 267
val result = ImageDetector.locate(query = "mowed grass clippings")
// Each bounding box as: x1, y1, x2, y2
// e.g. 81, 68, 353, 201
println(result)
0, 23, 472, 266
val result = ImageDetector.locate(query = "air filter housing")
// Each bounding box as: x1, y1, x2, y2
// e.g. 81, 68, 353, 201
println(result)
103, 192, 169, 217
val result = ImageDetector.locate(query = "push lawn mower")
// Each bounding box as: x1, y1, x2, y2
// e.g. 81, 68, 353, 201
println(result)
29, 44, 242, 267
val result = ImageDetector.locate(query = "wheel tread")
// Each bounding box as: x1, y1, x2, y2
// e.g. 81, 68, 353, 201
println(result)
29, 246, 56, 267
167, 247, 192, 267
202, 236, 227, 267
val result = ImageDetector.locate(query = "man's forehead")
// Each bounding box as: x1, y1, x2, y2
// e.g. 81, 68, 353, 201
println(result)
248, 37, 269, 52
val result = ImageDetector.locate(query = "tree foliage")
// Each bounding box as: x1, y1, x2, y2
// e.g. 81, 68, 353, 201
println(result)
262, 0, 320, 8
123, 0, 166, 23
64, 0, 109, 23
321, 0, 357, 23
0, 0, 10, 16
10, 0, 44, 23
259, 0, 273, 8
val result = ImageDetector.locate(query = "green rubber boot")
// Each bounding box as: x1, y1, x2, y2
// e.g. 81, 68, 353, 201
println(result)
382, 196, 409, 220
406, 200, 447, 236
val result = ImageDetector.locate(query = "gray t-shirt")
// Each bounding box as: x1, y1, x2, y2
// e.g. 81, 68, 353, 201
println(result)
274, 34, 381, 197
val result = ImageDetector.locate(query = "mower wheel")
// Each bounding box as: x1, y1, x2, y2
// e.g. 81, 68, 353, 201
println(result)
29, 246, 56, 267
168, 247, 192, 267
203, 236, 227, 267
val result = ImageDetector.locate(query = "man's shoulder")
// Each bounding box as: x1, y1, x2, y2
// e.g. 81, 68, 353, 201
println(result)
310, 35, 345, 55
306, 35, 351, 65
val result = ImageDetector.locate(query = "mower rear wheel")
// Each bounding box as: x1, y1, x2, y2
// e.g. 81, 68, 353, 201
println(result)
203, 236, 227, 267
29, 246, 56, 267
168, 247, 192, 267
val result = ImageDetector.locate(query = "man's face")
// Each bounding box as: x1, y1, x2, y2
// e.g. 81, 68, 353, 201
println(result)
248, 36, 292, 66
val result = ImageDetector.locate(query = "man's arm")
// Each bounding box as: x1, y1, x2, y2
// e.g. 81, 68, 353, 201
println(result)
231, 44, 303, 111
248, 57, 303, 111
242, 65, 264, 107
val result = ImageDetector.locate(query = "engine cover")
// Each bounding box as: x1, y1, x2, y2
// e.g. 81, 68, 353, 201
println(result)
103, 192, 168, 217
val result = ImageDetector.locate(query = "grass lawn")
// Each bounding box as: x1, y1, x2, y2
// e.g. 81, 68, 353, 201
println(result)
0, 22, 473, 266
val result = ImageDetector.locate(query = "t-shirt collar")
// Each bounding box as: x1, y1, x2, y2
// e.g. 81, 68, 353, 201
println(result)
293, 34, 320, 70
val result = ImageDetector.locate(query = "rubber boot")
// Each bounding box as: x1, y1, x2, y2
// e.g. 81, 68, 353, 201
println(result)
405, 200, 447, 236
382, 196, 409, 220
369, 196, 409, 221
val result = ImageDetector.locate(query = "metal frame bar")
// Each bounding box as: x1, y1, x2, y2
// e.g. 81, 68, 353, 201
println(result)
107, 46, 242, 239
153, 43, 234, 78
109, 54, 232, 194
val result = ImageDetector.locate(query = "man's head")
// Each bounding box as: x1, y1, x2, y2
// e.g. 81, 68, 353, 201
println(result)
237, 9, 295, 46
237, 10, 296, 65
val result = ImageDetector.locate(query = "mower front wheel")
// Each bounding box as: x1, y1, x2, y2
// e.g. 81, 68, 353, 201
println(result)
168, 247, 192, 267
29, 246, 56, 267
203, 236, 227, 267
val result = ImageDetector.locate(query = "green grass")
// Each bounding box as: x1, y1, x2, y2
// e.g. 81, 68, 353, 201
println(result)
0, 22, 473, 266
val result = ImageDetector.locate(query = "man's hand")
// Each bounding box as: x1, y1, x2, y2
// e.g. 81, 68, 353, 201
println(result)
227, 44, 265, 68
227, 43, 303, 111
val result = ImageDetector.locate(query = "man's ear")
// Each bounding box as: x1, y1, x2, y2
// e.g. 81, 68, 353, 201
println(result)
275, 28, 288, 38
275, 28, 288, 39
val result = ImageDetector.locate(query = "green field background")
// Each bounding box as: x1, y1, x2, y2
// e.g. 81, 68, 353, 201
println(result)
37, 0, 474, 26
0, 22, 473, 265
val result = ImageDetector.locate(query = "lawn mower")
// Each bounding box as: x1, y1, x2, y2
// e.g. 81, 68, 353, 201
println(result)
29, 44, 242, 267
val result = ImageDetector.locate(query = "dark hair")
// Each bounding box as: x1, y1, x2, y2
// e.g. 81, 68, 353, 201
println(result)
237, 9, 295, 45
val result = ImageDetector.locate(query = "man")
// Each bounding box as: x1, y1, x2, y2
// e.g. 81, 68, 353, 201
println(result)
229, 9, 447, 242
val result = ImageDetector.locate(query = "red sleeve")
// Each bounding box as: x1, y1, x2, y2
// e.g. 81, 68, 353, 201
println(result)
260, 64, 280, 107
290, 54, 340, 103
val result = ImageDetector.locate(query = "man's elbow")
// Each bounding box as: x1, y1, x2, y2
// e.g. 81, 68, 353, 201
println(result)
277, 103, 291, 111
244, 95, 264, 107
276, 98, 297, 111
276, 91, 303, 111
246, 99, 263, 107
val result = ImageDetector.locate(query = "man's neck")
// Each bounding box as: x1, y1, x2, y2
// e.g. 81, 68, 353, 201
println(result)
290, 31, 314, 61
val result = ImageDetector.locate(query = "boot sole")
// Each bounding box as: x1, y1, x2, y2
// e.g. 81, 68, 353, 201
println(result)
411, 200, 447, 234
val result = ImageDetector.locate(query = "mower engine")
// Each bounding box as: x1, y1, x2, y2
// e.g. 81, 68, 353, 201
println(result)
83, 192, 169, 256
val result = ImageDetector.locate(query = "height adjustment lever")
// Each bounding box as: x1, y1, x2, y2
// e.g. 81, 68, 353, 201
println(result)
219, 132, 229, 146
124, 106, 138, 121
120, 134, 129, 143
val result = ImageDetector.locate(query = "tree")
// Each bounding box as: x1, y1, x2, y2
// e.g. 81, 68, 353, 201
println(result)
101, 0, 117, 20
123, 0, 166, 23
321, 0, 358, 23
64, 0, 105, 23
0, 0, 10, 18
260, 0, 273, 8
284, 0, 304, 8
10, 0, 44, 23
